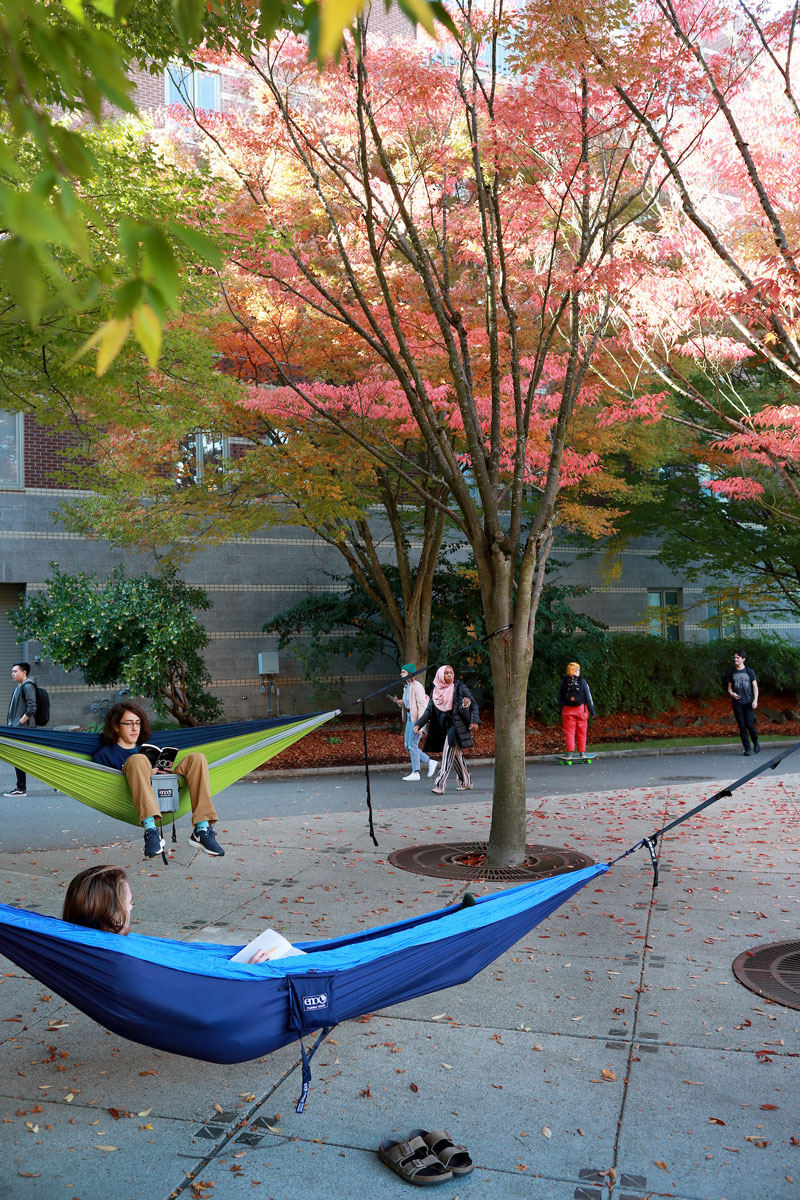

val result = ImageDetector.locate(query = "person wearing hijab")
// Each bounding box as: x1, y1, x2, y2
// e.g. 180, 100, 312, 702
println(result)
415, 665, 479, 794
558, 661, 595, 759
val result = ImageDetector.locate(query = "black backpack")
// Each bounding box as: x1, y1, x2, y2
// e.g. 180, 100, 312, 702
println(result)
27, 681, 50, 726
564, 677, 582, 706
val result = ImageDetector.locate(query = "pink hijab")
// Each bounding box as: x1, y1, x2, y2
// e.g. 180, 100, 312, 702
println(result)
432, 666, 455, 711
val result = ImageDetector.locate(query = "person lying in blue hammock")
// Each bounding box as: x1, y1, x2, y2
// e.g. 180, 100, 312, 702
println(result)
62, 866, 271, 962
91, 702, 225, 860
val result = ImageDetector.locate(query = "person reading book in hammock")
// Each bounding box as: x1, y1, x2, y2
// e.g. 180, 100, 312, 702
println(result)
62, 866, 293, 962
91, 702, 225, 860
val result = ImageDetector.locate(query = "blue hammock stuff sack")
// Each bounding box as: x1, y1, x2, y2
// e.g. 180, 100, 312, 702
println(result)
0, 863, 607, 1108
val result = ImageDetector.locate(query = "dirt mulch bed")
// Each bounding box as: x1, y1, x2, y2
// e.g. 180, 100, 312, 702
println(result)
260, 694, 800, 771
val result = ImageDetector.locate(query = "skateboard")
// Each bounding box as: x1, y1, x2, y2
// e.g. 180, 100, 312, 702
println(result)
558, 753, 595, 766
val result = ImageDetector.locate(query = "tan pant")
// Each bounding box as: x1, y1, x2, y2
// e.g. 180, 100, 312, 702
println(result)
123, 753, 217, 825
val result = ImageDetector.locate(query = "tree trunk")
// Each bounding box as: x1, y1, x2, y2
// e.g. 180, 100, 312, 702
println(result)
477, 555, 535, 867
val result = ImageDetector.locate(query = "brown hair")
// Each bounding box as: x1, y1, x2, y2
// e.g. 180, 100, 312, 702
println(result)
62, 866, 130, 934
101, 701, 151, 746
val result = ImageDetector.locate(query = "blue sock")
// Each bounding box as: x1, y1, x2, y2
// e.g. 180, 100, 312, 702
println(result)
194, 820, 209, 832
142, 817, 156, 830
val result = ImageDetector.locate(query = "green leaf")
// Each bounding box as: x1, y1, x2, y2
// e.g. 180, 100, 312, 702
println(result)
172, 0, 205, 45
0, 240, 45, 325
95, 316, 133, 375
168, 220, 222, 268
132, 302, 163, 366
142, 226, 179, 309
114, 278, 145, 317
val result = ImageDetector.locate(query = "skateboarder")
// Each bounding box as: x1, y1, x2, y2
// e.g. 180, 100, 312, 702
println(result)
558, 662, 595, 762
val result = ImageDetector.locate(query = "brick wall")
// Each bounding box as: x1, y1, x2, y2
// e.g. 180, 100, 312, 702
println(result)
368, 3, 416, 41
23, 415, 82, 489
130, 65, 167, 115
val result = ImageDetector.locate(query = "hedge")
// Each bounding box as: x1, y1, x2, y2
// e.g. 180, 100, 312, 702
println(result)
524, 634, 800, 722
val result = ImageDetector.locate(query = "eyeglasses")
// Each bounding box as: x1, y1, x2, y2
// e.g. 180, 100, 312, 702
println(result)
119, 720, 142, 727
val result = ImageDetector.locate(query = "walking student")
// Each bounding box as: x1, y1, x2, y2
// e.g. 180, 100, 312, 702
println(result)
727, 650, 760, 756
415, 665, 479, 795
91, 701, 225, 859
3, 661, 37, 797
390, 663, 437, 781
558, 662, 595, 760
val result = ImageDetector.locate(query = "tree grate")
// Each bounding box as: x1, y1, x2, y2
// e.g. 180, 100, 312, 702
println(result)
732, 940, 800, 1011
387, 841, 595, 881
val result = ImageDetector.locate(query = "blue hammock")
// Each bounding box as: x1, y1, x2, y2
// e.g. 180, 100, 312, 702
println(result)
0, 864, 606, 1065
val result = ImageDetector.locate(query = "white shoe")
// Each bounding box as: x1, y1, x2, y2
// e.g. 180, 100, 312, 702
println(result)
402, 771, 421, 781
427, 759, 437, 777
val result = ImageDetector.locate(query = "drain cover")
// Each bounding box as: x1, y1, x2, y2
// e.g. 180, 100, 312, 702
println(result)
732, 940, 800, 1011
387, 841, 595, 881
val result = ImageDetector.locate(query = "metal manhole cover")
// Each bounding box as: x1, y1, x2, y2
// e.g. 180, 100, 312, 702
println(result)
732, 940, 800, 1011
387, 841, 595, 882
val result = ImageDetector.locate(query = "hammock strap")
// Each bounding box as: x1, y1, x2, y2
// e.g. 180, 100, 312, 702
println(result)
611, 740, 800, 873
295, 1026, 332, 1114
362, 699, 378, 848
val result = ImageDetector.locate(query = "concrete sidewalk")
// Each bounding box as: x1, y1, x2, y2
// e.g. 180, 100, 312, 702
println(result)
0, 766, 798, 1200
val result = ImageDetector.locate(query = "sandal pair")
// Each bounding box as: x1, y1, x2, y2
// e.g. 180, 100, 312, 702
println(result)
378, 1129, 474, 1185
410, 1129, 474, 1176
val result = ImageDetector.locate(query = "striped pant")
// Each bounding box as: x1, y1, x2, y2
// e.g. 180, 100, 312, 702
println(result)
435, 740, 470, 791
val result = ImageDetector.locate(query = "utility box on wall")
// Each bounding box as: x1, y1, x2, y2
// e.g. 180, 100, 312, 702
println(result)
257, 651, 279, 676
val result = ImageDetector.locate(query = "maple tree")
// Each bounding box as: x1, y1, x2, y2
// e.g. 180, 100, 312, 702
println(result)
167, 6, 680, 865
525, 0, 800, 553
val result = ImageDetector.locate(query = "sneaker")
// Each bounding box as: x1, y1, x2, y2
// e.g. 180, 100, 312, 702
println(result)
402, 771, 421, 781
753, 741, 761, 753
743, 750, 752, 757
143, 826, 165, 859
3, 787, 26, 797
189, 825, 225, 856
427, 759, 437, 778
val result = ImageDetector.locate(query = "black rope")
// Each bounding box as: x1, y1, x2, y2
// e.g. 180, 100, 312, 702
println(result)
609, 740, 800, 885
361, 698, 378, 847
353, 625, 513, 846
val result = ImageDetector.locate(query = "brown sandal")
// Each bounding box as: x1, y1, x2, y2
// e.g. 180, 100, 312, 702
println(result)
378, 1136, 453, 1185
409, 1129, 474, 1176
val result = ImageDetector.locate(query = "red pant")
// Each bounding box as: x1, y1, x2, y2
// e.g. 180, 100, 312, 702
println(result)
562, 704, 589, 753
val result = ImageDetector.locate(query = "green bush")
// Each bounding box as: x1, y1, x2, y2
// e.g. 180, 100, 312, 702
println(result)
528, 633, 800, 723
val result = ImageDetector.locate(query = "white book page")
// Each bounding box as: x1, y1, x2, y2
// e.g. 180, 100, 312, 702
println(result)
230, 928, 307, 963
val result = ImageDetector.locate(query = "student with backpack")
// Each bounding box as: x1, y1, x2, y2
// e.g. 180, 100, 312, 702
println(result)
3, 661, 49, 797
558, 661, 595, 761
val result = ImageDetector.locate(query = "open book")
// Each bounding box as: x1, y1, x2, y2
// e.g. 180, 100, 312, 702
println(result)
139, 743, 180, 771
230, 928, 307, 963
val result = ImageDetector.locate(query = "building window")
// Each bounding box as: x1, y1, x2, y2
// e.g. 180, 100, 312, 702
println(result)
647, 588, 681, 641
0, 411, 23, 487
175, 432, 227, 487
165, 65, 221, 112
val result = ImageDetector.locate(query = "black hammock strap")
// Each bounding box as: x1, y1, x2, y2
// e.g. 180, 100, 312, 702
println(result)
611, 740, 800, 886
354, 625, 512, 846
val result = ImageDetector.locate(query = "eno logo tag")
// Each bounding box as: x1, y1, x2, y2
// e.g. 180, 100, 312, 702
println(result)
157, 787, 172, 798
302, 993, 329, 1011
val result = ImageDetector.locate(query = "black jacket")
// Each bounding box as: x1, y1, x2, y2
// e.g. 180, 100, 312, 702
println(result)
416, 680, 480, 751
558, 676, 595, 718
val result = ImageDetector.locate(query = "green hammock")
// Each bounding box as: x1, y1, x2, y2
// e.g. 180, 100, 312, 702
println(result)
0, 712, 338, 826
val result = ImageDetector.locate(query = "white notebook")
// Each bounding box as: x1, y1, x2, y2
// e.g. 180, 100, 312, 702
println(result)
230, 928, 307, 963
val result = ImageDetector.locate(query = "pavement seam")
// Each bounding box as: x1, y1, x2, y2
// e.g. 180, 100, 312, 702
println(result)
607, 788, 671, 1200
167, 1058, 305, 1199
